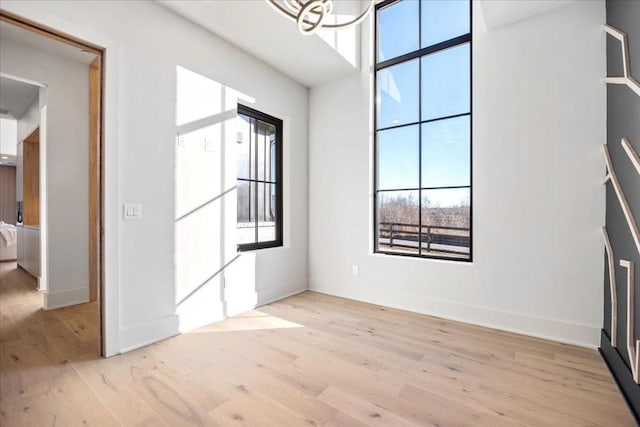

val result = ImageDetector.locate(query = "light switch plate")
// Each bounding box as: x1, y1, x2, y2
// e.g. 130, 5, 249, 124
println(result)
123, 203, 142, 220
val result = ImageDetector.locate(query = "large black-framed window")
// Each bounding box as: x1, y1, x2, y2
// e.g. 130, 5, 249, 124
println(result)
374, 0, 472, 262
236, 104, 283, 251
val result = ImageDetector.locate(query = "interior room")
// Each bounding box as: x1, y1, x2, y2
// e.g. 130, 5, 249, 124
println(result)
0, 18, 102, 364
0, 0, 638, 425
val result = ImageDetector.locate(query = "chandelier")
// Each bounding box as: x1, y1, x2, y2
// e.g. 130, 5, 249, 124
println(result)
265, 0, 375, 35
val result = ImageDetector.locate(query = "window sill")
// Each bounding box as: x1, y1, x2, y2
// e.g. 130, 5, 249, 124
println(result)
238, 243, 285, 254
369, 251, 474, 265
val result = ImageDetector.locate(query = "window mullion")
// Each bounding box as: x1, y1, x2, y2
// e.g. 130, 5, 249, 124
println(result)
418, 79, 422, 253
254, 118, 259, 245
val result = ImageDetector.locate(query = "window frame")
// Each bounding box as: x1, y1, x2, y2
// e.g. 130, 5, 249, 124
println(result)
237, 104, 284, 252
373, 0, 473, 262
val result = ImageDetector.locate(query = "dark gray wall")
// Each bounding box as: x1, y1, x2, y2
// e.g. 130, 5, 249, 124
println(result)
602, 0, 640, 419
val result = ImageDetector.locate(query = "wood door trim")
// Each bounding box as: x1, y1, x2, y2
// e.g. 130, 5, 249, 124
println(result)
0, 9, 103, 55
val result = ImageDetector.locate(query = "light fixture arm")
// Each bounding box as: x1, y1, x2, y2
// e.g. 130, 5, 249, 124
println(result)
265, 0, 374, 35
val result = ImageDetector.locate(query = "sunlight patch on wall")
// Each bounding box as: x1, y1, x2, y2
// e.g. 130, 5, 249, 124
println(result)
174, 66, 258, 332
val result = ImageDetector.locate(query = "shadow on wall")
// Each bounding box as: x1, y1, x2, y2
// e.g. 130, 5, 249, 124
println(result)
174, 66, 259, 332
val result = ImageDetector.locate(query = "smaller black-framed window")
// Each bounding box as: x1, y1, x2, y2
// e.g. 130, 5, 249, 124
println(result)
236, 104, 283, 251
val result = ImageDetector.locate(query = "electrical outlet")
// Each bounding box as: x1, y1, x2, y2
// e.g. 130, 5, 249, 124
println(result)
177, 134, 186, 146
352, 265, 359, 276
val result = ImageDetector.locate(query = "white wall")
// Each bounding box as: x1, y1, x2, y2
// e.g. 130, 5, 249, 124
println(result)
0, 38, 90, 308
0, 1, 309, 355
309, 1, 606, 347
0, 117, 17, 156
16, 96, 39, 143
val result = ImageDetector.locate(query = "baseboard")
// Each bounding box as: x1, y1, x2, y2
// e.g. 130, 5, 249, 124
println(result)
177, 287, 307, 333
257, 287, 308, 308
37, 276, 46, 292
177, 302, 225, 333
599, 329, 640, 423
309, 288, 600, 348
119, 314, 179, 354
257, 281, 308, 307
16, 263, 38, 279
44, 287, 89, 310
120, 284, 308, 352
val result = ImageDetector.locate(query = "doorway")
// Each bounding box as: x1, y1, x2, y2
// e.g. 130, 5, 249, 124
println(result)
0, 10, 105, 356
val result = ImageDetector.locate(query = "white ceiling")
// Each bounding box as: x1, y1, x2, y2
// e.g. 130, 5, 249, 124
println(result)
0, 76, 39, 119
0, 21, 97, 66
158, 0, 361, 87
479, 0, 577, 32
159, 0, 579, 88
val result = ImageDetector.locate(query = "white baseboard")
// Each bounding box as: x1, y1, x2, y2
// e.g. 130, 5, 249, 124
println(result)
257, 281, 308, 307
37, 276, 46, 292
44, 287, 89, 310
309, 288, 600, 348
119, 284, 308, 353
177, 302, 225, 333
119, 315, 179, 354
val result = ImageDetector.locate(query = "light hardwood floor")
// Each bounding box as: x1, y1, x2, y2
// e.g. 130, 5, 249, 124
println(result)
0, 262, 635, 426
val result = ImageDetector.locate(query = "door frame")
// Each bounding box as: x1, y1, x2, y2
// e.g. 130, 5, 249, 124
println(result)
0, 9, 107, 356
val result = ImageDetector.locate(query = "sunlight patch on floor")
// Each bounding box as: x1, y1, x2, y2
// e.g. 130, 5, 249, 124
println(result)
187, 309, 303, 333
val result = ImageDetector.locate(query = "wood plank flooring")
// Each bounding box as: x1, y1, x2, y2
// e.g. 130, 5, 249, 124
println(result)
0, 261, 635, 426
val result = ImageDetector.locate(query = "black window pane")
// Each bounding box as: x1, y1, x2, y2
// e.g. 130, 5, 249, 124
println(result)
258, 183, 277, 243
269, 140, 277, 183
421, 43, 470, 121
237, 180, 256, 245
237, 114, 251, 179
256, 120, 275, 182
421, 0, 470, 48
377, 190, 419, 256
250, 118, 257, 180
377, 58, 420, 129
421, 115, 470, 188
378, 0, 419, 62
378, 125, 419, 190
421, 188, 470, 260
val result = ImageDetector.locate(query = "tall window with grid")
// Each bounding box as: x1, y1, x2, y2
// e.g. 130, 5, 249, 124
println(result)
374, 0, 472, 261
236, 105, 283, 251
